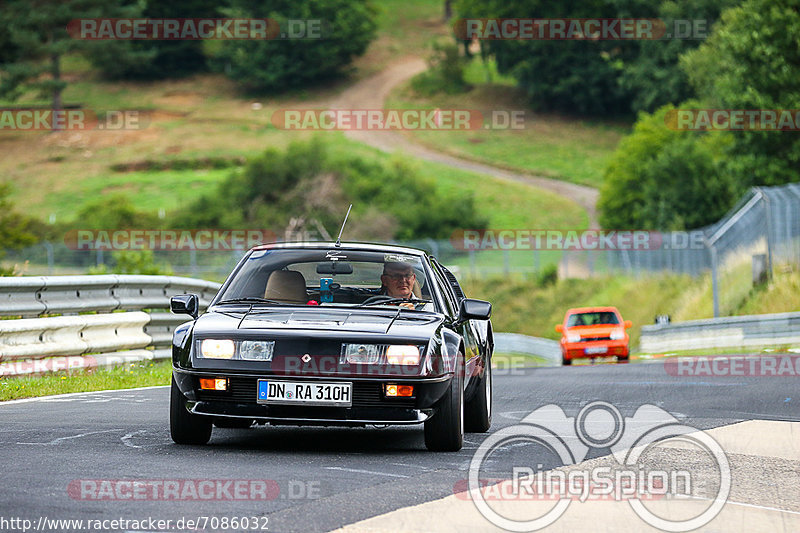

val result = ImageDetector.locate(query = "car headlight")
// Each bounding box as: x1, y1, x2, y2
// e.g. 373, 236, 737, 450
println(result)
610, 330, 625, 340
386, 345, 421, 366
240, 340, 275, 361
200, 339, 236, 359
341, 343, 385, 364
566, 333, 581, 343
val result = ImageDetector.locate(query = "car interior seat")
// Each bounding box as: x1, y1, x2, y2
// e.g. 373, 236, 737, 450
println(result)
264, 270, 308, 304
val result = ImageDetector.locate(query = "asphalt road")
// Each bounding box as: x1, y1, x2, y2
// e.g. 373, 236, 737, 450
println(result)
1, 361, 797, 532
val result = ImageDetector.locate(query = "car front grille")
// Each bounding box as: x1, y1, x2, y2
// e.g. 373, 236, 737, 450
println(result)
196, 376, 416, 408
579, 336, 611, 342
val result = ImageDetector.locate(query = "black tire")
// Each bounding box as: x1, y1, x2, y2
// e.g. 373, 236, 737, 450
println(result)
465, 361, 492, 433
170, 376, 212, 445
424, 365, 464, 451
617, 355, 630, 364
563, 356, 572, 366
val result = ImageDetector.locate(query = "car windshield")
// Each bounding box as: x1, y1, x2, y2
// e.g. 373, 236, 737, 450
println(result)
567, 312, 620, 327
215, 248, 437, 311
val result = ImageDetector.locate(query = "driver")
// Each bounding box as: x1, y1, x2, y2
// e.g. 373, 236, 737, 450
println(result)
380, 261, 417, 308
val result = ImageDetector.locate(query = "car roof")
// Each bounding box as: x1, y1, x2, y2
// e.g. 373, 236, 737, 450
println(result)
565, 306, 621, 314
249, 241, 428, 257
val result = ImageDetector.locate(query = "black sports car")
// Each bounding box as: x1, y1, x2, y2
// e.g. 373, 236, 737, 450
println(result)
169, 242, 493, 451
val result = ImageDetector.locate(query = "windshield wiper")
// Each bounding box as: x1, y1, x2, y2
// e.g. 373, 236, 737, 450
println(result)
214, 297, 289, 306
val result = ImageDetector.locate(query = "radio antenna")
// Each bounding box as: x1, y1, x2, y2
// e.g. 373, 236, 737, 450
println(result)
335, 204, 352, 247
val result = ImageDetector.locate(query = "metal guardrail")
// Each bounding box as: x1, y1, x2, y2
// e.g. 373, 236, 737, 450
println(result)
0, 275, 221, 376
494, 333, 561, 365
0, 275, 220, 317
639, 312, 800, 353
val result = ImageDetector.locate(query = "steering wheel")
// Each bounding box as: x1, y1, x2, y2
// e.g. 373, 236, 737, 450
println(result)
361, 295, 404, 306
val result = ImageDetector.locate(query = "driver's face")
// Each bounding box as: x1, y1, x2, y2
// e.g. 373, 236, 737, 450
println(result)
381, 269, 415, 298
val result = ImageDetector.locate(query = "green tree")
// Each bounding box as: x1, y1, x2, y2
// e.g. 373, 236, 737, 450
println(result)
598, 104, 738, 230
459, 0, 642, 115
0, 0, 108, 111
211, 0, 377, 92
86, 0, 223, 80
619, 0, 737, 113
681, 0, 800, 186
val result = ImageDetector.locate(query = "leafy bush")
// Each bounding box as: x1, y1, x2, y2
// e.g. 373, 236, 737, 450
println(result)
411, 41, 470, 96
72, 194, 161, 231
598, 104, 738, 230
89, 250, 172, 275
173, 138, 489, 241
210, 0, 377, 92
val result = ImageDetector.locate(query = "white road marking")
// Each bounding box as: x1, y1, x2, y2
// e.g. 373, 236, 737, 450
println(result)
325, 467, 409, 478
17, 428, 123, 446
121, 430, 148, 448
0, 385, 168, 406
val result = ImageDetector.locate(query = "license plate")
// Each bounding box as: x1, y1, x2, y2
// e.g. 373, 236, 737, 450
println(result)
585, 346, 608, 355
257, 380, 352, 407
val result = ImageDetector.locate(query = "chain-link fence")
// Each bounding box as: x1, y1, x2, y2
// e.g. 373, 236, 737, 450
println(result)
3, 184, 799, 317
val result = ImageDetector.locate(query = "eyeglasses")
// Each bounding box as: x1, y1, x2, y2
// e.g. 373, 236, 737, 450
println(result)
385, 273, 414, 281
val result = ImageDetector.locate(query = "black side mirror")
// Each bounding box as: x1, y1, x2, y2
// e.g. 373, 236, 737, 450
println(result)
171, 294, 199, 319
458, 298, 492, 321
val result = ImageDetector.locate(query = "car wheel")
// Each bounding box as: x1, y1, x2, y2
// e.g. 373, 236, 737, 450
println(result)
617, 355, 630, 364
563, 357, 572, 366
424, 362, 464, 452
465, 360, 492, 433
170, 376, 212, 445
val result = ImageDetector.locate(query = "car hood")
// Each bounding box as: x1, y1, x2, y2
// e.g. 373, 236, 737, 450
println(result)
195, 307, 445, 339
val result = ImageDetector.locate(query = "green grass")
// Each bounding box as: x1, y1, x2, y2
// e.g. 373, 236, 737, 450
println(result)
463, 273, 698, 349
492, 352, 551, 368
386, 60, 630, 186
0, 360, 171, 401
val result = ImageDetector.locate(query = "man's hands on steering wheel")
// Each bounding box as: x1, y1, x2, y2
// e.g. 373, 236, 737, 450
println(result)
358, 295, 428, 308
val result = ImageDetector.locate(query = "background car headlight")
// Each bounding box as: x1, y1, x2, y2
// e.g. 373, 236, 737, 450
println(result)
240, 340, 275, 361
200, 339, 235, 359
609, 330, 625, 340
386, 345, 420, 366
341, 343, 385, 364
566, 333, 581, 343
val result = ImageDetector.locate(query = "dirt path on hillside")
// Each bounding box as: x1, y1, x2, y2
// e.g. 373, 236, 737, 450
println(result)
332, 58, 600, 226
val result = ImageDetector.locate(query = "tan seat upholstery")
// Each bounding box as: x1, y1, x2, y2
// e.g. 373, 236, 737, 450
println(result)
412, 280, 422, 298
264, 270, 307, 304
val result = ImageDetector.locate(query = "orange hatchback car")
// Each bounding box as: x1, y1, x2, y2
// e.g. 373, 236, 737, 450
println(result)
556, 307, 632, 365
